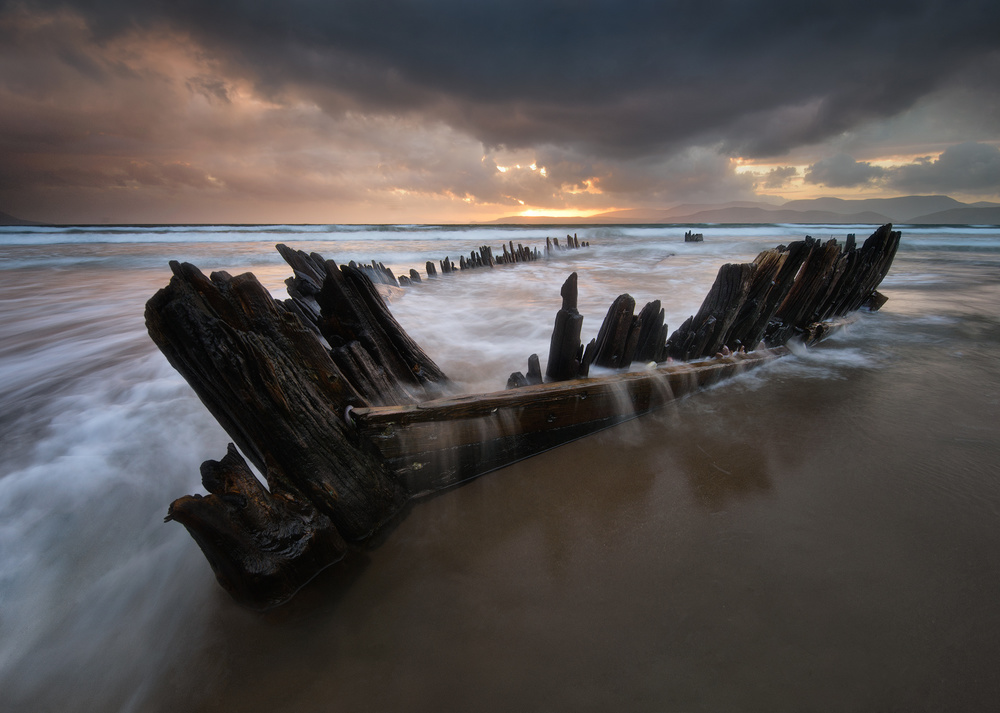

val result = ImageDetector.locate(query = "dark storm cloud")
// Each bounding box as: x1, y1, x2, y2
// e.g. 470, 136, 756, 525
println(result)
889, 142, 1000, 193
757, 166, 799, 189
805, 143, 1000, 194
6, 0, 999, 158
805, 154, 886, 188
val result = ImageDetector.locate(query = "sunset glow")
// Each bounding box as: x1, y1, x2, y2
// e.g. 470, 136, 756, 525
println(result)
517, 207, 613, 219
1, 2, 997, 224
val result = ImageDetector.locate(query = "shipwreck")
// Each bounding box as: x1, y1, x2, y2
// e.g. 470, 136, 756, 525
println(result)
146, 224, 901, 608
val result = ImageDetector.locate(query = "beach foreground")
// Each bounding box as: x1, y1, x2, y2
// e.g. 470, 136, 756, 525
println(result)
1, 223, 998, 712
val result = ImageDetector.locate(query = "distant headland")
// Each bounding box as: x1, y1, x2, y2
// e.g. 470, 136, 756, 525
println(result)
0, 210, 42, 226
4, 195, 999, 227
488, 195, 1000, 225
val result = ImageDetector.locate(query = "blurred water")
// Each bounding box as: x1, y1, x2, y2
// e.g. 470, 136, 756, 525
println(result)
1, 223, 999, 712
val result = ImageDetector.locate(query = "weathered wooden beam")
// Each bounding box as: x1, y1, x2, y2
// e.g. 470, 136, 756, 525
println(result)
837, 223, 901, 314
666, 262, 756, 360
321, 263, 447, 390
736, 238, 814, 348
722, 243, 811, 351
764, 224, 900, 345
526, 353, 543, 385
633, 300, 666, 363
146, 262, 408, 544
354, 309, 860, 497
506, 371, 529, 389
507, 353, 544, 389
773, 238, 845, 331
165, 444, 347, 610
353, 348, 790, 495
593, 294, 637, 368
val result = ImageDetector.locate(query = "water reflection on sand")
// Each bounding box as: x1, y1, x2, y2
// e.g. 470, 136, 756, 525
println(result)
1, 224, 999, 712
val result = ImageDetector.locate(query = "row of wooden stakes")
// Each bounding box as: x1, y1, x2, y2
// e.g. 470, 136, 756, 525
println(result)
342, 234, 589, 288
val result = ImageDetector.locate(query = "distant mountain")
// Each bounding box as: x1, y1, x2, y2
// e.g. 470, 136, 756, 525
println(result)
649, 207, 893, 225
644, 200, 783, 219
905, 207, 1000, 224
489, 195, 999, 225
575, 208, 675, 223
0, 210, 41, 226
779, 195, 965, 220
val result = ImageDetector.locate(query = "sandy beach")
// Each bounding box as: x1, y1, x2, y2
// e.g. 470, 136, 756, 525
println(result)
1, 223, 998, 712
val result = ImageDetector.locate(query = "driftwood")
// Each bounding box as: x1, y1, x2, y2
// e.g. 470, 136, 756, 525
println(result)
146, 225, 900, 608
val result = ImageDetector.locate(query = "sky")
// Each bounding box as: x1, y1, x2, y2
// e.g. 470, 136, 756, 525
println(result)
1, 0, 999, 224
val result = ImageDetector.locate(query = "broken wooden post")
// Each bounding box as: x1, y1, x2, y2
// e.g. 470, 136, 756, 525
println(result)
145, 243, 458, 607
526, 354, 543, 385
668, 260, 773, 359
765, 224, 900, 345
633, 300, 667, 363
724, 240, 812, 350
506, 371, 529, 389
545, 272, 586, 381
593, 294, 639, 368
146, 262, 417, 606
507, 353, 544, 390
165, 444, 346, 608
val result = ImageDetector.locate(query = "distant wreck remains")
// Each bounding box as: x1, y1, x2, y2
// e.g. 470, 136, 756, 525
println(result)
146, 225, 900, 608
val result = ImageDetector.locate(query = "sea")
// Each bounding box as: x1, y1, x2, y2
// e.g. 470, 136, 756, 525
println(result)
1, 222, 998, 712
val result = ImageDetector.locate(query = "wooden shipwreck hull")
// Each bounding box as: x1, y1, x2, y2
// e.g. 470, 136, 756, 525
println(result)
146, 225, 900, 608
351, 338, 840, 497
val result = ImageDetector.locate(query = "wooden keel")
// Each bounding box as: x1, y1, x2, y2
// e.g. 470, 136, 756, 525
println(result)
350, 313, 856, 496
351, 348, 791, 495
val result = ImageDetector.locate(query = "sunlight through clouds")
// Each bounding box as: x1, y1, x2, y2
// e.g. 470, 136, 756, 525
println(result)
1, 1, 998, 223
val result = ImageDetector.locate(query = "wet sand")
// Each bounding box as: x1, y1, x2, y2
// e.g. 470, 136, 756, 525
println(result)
179, 308, 1000, 713
2, 224, 998, 712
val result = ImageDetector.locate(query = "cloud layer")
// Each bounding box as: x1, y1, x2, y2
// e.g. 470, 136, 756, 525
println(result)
1, 0, 998, 222
804, 143, 1000, 194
